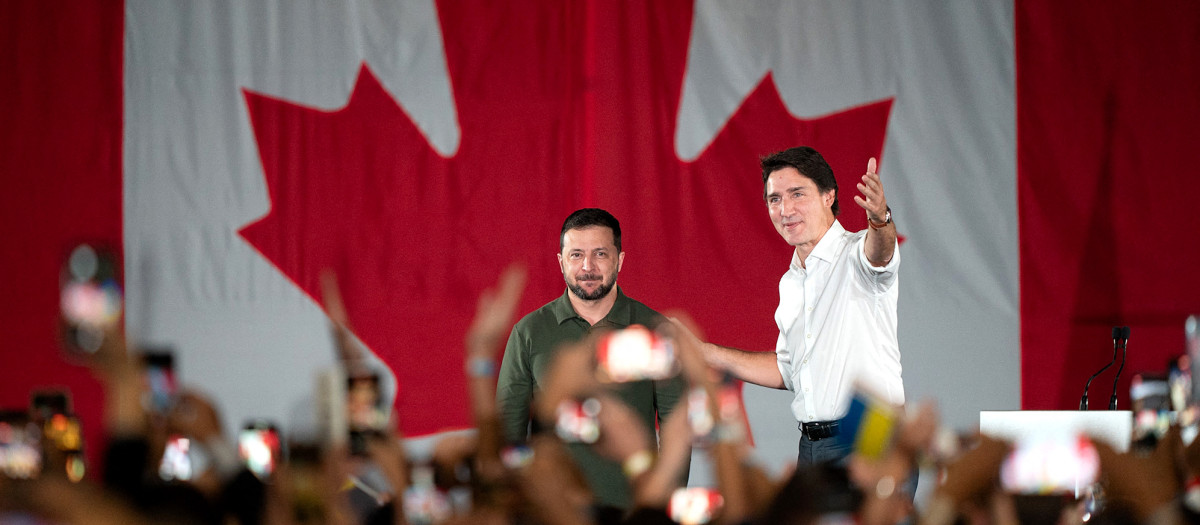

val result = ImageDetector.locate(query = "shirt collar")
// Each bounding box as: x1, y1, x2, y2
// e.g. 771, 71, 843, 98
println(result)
791, 219, 847, 270
551, 286, 633, 326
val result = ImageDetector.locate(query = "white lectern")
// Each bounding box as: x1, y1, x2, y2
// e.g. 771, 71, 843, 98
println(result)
980, 410, 1131, 497
979, 410, 1132, 452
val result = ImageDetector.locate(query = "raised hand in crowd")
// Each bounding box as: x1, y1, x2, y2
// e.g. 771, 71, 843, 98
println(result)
920, 433, 1012, 525
321, 271, 370, 375
847, 401, 938, 525
24, 252, 1200, 525
1094, 425, 1184, 524
465, 263, 528, 482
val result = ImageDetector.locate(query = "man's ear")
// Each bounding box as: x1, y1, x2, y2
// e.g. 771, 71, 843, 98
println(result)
617, 251, 625, 272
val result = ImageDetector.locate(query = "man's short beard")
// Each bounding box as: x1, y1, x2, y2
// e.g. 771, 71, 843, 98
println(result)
567, 276, 616, 301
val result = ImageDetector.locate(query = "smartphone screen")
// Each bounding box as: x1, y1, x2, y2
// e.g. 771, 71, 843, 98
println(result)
1188, 316, 1200, 404
346, 373, 387, 456
0, 411, 42, 480
668, 487, 724, 525
1169, 355, 1191, 412
595, 324, 677, 382
1000, 434, 1098, 495
1130, 372, 1170, 448
402, 464, 452, 524
43, 413, 83, 454
159, 434, 192, 481
686, 388, 715, 444
555, 398, 601, 444
687, 380, 745, 446
239, 421, 281, 479
346, 373, 386, 431
141, 351, 177, 413
31, 395, 85, 482
59, 243, 122, 354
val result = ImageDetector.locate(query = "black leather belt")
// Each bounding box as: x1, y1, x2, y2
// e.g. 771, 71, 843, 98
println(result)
799, 420, 840, 441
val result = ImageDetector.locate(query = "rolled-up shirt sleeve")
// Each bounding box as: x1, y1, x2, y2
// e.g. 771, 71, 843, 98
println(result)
854, 238, 900, 294
775, 331, 795, 392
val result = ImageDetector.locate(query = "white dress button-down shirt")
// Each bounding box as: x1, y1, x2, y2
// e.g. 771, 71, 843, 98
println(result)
775, 220, 904, 422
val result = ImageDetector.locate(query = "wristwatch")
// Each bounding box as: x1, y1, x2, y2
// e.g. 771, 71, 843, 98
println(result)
868, 207, 892, 229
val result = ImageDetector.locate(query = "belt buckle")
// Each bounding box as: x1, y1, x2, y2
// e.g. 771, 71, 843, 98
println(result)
812, 422, 829, 441
802, 420, 837, 441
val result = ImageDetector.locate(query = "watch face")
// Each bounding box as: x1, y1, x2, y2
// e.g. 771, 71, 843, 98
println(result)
869, 209, 891, 228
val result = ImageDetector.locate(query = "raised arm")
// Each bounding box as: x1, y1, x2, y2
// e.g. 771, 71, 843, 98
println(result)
853, 157, 896, 268
670, 314, 756, 524
465, 263, 528, 494
465, 264, 527, 426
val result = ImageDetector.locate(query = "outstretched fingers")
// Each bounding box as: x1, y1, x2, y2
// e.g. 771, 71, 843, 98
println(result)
853, 157, 888, 219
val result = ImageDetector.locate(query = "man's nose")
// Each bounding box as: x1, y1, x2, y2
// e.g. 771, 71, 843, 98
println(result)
581, 256, 592, 271
781, 197, 796, 217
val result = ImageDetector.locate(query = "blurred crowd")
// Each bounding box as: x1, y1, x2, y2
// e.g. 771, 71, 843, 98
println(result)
3, 264, 1200, 525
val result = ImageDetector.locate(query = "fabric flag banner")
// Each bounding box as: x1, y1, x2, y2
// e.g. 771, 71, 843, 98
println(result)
121, 0, 1016, 475
4, 0, 1199, 483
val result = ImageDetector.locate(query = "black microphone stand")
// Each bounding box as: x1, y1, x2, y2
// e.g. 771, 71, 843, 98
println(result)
1108, 326, 1130, 410
1080, 326, 1122, 410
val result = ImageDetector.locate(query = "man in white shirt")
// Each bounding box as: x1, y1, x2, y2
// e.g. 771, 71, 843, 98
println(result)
682, 146, 902, 464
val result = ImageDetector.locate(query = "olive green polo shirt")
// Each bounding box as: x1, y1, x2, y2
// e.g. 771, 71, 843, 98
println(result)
496, 286, 686, 510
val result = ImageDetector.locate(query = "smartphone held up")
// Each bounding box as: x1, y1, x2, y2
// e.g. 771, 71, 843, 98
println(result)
347, 372, 388, 456
59, 243, 122, 355
595, 324, 678, 383
555, 398, 602, 444
141, 350, 178, 414
669, 487, 724, 525
239, 420, 281, 479
0, 410, 42, 480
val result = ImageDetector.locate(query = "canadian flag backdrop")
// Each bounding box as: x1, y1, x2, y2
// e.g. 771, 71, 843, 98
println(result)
3, 0, 1199, 479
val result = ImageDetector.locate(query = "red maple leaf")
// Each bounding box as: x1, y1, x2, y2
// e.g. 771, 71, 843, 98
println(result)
239, 0, 893, 436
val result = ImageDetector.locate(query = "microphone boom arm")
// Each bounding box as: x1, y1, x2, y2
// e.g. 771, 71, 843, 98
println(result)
1080, 326, 1123, 410
1108, 326, 1130, 410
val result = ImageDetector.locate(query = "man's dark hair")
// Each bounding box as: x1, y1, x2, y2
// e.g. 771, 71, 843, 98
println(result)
560, 208, 621, 252
760, 146, 839, 217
